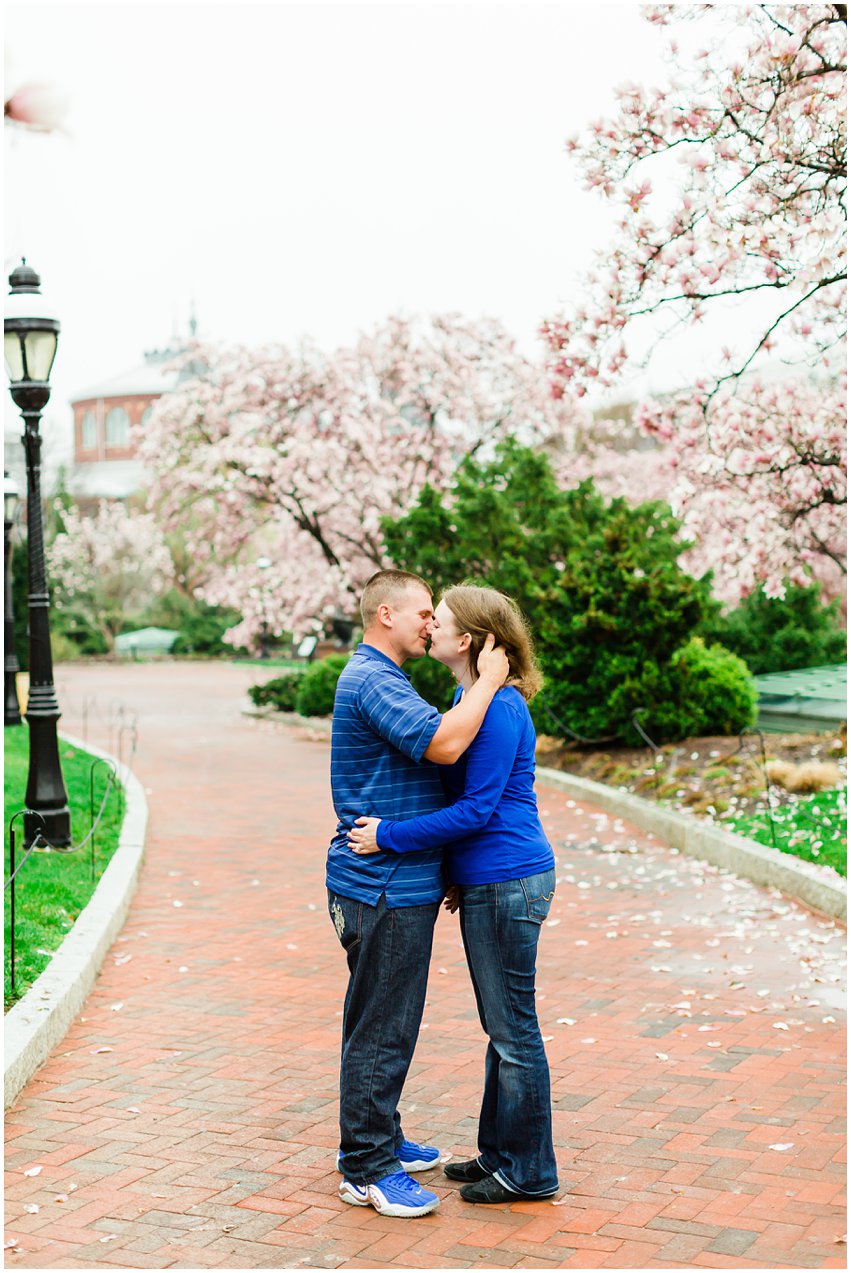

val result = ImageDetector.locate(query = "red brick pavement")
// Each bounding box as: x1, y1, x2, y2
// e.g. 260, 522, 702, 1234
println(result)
4, 663, 846, 1270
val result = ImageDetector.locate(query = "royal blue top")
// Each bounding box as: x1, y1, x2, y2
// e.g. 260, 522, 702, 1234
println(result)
325, 644, 447, 908
376, 685, 554, 885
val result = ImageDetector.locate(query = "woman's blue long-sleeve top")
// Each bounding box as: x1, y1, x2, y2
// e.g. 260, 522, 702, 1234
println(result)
375, 685, 554, 885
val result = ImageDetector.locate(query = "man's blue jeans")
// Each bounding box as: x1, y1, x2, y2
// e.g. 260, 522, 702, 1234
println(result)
459, 869, 559, 1196
328, 889, 440, 1185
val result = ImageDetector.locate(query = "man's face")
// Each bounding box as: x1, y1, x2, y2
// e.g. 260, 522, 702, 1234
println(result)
389, 585, 435, 661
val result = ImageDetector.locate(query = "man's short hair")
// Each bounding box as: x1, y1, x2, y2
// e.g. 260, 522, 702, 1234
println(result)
361, 570, 432, 628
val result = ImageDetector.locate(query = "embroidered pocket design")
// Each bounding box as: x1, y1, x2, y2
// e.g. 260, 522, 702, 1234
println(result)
331, 900, 346, 939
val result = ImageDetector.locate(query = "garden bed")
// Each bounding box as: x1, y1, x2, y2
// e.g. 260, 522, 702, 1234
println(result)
536, 727, 847, 878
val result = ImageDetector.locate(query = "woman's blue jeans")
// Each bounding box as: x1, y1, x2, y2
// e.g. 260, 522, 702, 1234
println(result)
328, 890, 440, 1185
459, 869, 559, 1196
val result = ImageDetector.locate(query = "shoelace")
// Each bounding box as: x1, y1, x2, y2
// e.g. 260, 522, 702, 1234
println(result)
374, 1170, 425, 1194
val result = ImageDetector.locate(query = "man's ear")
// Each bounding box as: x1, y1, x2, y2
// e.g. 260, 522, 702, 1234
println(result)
376, 603, 394, 629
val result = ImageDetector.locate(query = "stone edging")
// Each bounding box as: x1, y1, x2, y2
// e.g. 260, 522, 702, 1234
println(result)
536, 766, 846, 924
4, 734, 148, 1109
244, 706, 846, 924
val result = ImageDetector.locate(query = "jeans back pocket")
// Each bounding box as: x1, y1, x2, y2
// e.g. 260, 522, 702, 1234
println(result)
519, 870, 556, 923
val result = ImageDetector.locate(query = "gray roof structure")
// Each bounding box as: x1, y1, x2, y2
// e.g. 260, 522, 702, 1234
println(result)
71, 348, 185, 403
755, 664, 847, 734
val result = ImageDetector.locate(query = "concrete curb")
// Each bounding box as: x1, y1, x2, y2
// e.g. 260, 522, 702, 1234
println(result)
536, 766, 846, 924
4, 734, 148, 1109
242, 704, 331, 730
244, 707, 846, 924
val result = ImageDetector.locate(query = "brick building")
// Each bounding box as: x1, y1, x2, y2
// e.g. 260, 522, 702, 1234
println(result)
67, 342, 186, 503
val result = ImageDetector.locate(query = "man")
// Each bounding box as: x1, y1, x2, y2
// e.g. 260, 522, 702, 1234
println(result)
326, 569, 508, 1218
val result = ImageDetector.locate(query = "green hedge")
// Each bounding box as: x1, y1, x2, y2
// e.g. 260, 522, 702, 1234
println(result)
699, 583, 846, 675
650, 637, 757, 742
296, 654, 351, 717
248, 669, 305, 712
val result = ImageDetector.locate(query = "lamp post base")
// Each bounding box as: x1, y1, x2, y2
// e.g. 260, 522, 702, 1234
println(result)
24, 712, 72, 847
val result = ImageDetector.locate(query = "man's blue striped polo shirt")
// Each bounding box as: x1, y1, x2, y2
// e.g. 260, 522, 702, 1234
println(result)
326, 644, 447, 908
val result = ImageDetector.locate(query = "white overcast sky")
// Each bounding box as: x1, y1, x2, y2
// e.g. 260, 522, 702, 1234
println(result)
5, 0, 688, 465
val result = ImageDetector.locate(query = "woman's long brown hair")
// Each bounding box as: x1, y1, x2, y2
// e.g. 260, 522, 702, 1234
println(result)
441, 583, 543, 702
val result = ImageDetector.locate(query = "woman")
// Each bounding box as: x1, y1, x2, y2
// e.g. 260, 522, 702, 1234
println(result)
348, 584, 558, 1204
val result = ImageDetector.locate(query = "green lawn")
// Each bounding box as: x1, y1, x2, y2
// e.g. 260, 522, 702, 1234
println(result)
234, 657, 304, 669
4, 726, 124, 1008
725, 787, 847, 877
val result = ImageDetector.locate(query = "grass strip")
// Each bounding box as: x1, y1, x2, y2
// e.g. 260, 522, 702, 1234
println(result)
4, 725, 124, 1009
725, 786, 847, 878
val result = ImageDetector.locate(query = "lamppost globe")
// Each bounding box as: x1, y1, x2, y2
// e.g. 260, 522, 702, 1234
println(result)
4, 260, 60, 401
4, 260, 71, 845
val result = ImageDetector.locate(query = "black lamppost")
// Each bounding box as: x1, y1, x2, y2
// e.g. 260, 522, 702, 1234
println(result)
4, 260, 71, 846
4, 472, 22, 726
257, 555, 271, 659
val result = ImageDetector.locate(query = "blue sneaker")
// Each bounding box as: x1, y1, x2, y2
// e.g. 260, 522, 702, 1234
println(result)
338, 1180, 369, 1207
336, 1138, 441, 1174
340, 1170, 439, 1217
398, 1138, 441, 1172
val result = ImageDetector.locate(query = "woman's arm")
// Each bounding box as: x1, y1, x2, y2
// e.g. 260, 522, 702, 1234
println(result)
348, 697, 521, 855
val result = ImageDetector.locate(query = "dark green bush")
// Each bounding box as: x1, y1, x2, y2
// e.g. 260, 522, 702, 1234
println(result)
383, 439, 716, 744
650, 638, 757, 741
699, 584, 846, 675
248, 670, 305, 712
296, 654, 351, 717
405, 655, 457, 711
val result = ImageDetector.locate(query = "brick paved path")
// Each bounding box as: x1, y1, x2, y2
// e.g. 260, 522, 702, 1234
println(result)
5, 663, 846, 1270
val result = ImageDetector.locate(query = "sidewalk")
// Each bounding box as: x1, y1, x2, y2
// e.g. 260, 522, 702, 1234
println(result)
5, 662, 846, 1270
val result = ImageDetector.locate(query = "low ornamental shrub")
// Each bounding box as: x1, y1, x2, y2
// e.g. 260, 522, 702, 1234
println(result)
248, 670, 305, 712
295, 654, 351, 717
650, 637, 757, 741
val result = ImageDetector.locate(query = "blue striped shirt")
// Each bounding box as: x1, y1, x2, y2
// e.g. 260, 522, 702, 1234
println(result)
325, 644, 447, 907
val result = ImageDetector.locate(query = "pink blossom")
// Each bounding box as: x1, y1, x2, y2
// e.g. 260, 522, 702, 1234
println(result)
542, 3, 846, 601
5, 83, 69, 131
140, 315, 584, 643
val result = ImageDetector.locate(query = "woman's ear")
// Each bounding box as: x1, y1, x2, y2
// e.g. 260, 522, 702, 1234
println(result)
458, 632, 472, 653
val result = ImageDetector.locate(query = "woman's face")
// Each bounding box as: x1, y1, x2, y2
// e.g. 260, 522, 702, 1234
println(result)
427, 599, 466, 667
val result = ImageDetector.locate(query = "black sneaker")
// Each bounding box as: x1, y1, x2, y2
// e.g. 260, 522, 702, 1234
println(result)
443, 1158, 491, 1183
460, 1176, 558, 1204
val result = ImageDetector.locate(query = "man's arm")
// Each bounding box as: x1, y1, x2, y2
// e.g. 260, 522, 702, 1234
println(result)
423, 635, 508, 764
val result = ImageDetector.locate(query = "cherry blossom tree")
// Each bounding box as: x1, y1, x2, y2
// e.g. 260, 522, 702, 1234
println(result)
47, 501, 174, 650
140, 313, 582, 644
542, 3, 846, 602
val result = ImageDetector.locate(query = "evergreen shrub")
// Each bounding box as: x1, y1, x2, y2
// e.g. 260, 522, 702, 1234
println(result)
383, 439, 727, 744
405, 656, 457, 711
699, 584, 846, 675
296, 654, 351, 717
248, 670, 305, 712
651, 638, 757, 741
